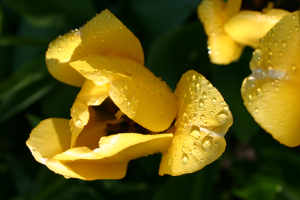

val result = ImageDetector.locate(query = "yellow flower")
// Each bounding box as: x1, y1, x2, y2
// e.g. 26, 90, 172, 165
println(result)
241, 11, 300, 147
27, 9, 177, 180
26, 9, 233, 180
198, 0, 289, 65
159, 70, 232, 176
198, 0, 243, 65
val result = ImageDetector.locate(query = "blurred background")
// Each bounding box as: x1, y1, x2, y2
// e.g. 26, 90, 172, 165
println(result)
1, 0, 300, 199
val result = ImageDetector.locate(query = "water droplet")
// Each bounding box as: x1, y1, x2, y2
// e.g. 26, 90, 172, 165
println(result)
182, 153, 189, 164
267, 66, 273, 71
256, 88, 262, 94
201, 136, 213, 151
282, 42, 287, 48
212, 97, 217, 103
192, 74, 197, 81
75, 120, 83, 127
216, 111, 229, 125
190, 126, 201, 139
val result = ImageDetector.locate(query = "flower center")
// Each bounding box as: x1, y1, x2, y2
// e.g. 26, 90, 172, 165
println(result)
74, 98, 150, 149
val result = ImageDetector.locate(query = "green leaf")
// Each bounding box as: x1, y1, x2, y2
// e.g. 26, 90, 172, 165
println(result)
3, 0, 95, 28
0, 35, 47, 46
129, 0, 200, 39
147, 22, 211, 89
153, 165, 219, 200
40, 84, 79, 118
233, 175, 284, 200
0, 57, 55, 122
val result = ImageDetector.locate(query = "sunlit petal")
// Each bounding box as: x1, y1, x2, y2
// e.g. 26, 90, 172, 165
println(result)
225, 9, 290, 47
45, 9, 144, 86
159, 70, 232, 175
70, 80, 109, 146
241, 11, 300, 147
55, 133, 173, 163
70, 55, 177, 132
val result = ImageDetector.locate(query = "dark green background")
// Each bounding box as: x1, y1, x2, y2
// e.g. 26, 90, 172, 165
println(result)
0, 0, 300, 200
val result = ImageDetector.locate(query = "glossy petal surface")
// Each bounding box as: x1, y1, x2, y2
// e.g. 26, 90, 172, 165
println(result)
159, 70, 232, 175
70, 80, 109, 146
198, 0, 243, 64
46, 31, 84, 87
241, 11, 300, 147
26, 118, 127, 180
70, 55, 177, 132
225, 9, 289, 47
54, 133, 173, 163
46, 9, 144, 86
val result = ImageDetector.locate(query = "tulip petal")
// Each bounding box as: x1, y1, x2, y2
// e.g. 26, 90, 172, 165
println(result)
159, 70, 232, 175
46, 30, 85, 87
46, 9, 144, 87
46, 160, 128, 180
224, 10, 290, 47
26, 118, 127, 180
54, 133, 173, 163
70, 80, 109, 146
26, 118, 71, 158
198, 0, 243, 65
241, 11, 300, 147
69, 55, 177, 132
80, 9, 144, 65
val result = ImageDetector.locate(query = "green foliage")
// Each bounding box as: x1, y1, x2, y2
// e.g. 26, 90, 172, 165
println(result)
0, 0, 299, 200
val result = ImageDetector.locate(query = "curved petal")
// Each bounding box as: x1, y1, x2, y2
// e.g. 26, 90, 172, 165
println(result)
225, 0, 242, 18
79, 9, 144, 65
46, 30, 85, 87
69, 55, 177, 132
207, 34, 243, 65
198, 0, 243, 65
159, 70, 232, 176
46, 9, 144, 87
70, 80, 109, 146
241, 11, 300, 147
26, 118, 71, 158
224, 10, 290, 47
26, 118, 127, 180
54, 133, 173, 163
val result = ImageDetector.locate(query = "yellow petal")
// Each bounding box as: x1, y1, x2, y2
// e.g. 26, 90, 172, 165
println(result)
26, 118, 71, 158
159, 70, 232, 176
30, 148, 127, 180
224, 9, 290, 47
54, 133, 173, 163
159, 132, 226, 176
241, 11, 300, 147
208, 34, 244, 65
198, 0, 227, 35
198, 0, 243, 65
26, 118, 127, 180
70, 80, 109, 146
80, 9, 144, 65
70, 55, 177, 132
225, 0, 242, 18
46, 30, 85, 87
46, 9, 144, 87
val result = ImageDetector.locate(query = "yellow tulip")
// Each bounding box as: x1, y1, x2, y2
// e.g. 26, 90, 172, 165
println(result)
198, 0, 243, 65
224, 8, 289, 48
27, 9, 177, 180
26, 9, 233, 180
159, 70, 232, 175
198, 0, 289, 65
241, 11, 300, 147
